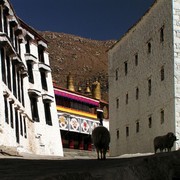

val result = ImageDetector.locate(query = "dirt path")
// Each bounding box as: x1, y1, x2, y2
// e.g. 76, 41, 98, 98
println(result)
0, 151, 179, 180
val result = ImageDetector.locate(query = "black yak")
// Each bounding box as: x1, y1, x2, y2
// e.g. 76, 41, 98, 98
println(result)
153, 132, 178, 153
92, 125, 110, 160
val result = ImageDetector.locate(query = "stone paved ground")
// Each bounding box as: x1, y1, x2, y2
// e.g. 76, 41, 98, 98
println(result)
0, 150, 179, 180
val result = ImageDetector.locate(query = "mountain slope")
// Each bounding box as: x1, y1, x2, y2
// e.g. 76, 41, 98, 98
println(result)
40, 31, 116, 101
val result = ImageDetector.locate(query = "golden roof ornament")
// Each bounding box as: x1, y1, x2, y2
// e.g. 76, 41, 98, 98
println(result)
67, 72, 75, 92
92, 79, 101, 100
78, 85, 82, 93
85, 81, 91, 95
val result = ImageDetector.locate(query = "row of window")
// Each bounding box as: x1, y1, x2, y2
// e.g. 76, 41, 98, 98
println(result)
115, 26, 165, 80
116, 109, 164, 139
4, 95, 27, 143
25, 38, 45, 63
27, 60, 48, 91
1, 48, 25, 105
0, 5, 48, 92
116, 67, 164, 107
55, 96, 95, 114
1, 5, 45, 62
29, 95, 52, 126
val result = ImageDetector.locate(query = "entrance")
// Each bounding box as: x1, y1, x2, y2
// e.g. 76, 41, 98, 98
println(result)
60, 130, 92, 151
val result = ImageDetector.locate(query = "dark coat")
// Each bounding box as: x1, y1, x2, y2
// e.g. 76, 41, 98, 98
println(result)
153, 132, 177, 153
92, 126, 110, 159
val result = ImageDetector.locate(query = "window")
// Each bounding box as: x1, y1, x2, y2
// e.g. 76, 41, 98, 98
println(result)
161, 66, 164, 81
1, 48, 6, 83
23, 117, 27, 138
21, 75, 25, 106
25, 39, 30, 53
15, 109, 19, 143
160, 26, 164, 42
27, 61, 34, 83
161, 109, 164, 124
148, 42, 151, 53
3, 10, 8, 34
136, 121, 140, 133
126, 126, 129, 137
6, 55, 11, 90
9, 101, 14, 128
124, 61, 128, 75
38, 45, 45, 63
148, 116, 152, 128
115, 68, 119, 80
12, 62, 17, 97
0, 7, 2, 32
40, 71, 48, 90
116, 98, 119, 108
17, 71, 21, 102
44, 102, 52, 126
148, 78, 152, 96
9, 22, 15, 45
136, 87, 139, 100
126, 93, 128, 104
4, 96, 9, 124
135, 53, 138, 66
29, 96, 39, 122
19, 114, 23, 136
116, 129, 119, 139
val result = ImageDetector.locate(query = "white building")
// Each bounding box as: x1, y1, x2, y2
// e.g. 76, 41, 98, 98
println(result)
108, 0, 180, 156
0, 0, 63, 156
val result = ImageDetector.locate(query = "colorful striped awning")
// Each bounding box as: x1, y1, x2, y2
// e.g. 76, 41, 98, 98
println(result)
54, 89, 99, 106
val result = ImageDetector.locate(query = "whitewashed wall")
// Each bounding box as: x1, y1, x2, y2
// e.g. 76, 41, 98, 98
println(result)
0, 1, 63, 156
173, 0, 180, 150
108, 0, 177, 156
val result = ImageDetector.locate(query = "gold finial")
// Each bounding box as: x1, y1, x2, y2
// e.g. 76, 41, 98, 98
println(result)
85, 81, 91, 95
92, 79, 101, 100
77, 82, 82, 93
78, 85, 82, 92
67, 72, 75, 92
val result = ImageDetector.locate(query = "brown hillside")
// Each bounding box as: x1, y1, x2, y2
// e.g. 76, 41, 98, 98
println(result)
39, 31, 116, 101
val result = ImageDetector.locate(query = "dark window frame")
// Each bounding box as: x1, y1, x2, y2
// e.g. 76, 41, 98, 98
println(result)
126, 126, 129, 137
27, 61, 34, 83
160, 26, 164, 43
161, 109, 164, 124
124, 61, 128, 76
135, 53, 138, 66
126, 93, 128, 104
25, 39, 30, 54
148, 78, 152, 96
40, 70, 48, 91
148, 42, 151, 53
29, 96, 39, 122
148, 116, 152, 128
161, 66, 165, 81
116, 129, 119, 139
115, 68, 119, 80
1, 48, 6, 84
38, 45, 45, 63
4, 96, 9, 124
136, 121, 140, 133
116, 98, 119, 109
44, 101, 52, 126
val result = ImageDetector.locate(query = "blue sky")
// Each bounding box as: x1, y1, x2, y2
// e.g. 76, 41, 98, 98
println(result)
10, 0, 155, 40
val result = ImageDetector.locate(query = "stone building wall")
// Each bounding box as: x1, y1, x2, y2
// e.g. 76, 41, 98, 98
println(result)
108, 0, 178, 156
